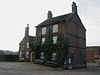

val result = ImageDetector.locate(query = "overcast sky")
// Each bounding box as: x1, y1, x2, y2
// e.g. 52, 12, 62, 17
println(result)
0, 0, 100, 51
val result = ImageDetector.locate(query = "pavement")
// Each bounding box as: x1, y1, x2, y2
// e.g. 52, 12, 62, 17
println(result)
0, 62, 100, 75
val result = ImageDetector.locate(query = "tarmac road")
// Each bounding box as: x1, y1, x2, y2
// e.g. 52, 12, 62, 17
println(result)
0, 62, 100, 75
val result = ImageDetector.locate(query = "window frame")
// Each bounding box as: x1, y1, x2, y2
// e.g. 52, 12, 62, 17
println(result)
42, 27, 46, 34
40, 52, 44, 59
19, 51, 22, 57
53, 36, 57, 44
53, 24, 58, 33
26, 51, 29, 58
27, 42, 29, 48
42, 38, 45, 44
52, 52, 56, 61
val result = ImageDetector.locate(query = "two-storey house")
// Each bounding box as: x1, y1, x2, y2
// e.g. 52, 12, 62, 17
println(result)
36, 2, 86, 68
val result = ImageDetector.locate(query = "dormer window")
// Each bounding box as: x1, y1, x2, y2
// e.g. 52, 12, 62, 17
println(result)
42, 27, 46, 34
53, 24, 58, 33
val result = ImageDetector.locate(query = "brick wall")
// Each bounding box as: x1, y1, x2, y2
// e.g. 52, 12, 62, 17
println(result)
86, 51, 99, 63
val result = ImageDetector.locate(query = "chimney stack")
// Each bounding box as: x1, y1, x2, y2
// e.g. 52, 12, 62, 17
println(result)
72, 2, 77, 13
25, 24, 29, 37
47, 11, 52, 19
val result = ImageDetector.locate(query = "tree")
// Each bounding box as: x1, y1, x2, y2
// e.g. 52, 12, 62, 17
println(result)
43, 29, 54, 62
56, 32, 69, 67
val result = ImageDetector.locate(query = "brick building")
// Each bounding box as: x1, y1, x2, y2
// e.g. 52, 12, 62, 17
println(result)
36, 2, 86, 68
86, 46, 100, 63
19, 24, 36, 62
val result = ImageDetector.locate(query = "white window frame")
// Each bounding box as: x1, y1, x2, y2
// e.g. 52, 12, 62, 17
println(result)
52, 52, 56, 61
69, 58, 71, 64
27, 42, 29, 48
26, 51, 29, 58
53, 36, 57, 44
42, 38, 45, 44
42, 27, 46, 34
40, 52, 44, 59
19, 51, 22, 57
53, 24, 58, 33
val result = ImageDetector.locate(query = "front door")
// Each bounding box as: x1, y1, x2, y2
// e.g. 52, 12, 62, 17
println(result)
30, 52, 35, 62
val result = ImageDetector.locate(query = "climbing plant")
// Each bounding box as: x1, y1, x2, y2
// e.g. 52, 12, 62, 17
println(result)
56, 32, 69, 67
33, 29, 69, 68
33, 37, 42, 59
43, 29, 54, 62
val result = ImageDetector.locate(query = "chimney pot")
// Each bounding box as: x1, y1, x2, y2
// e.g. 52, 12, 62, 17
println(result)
47, 11, 52, 19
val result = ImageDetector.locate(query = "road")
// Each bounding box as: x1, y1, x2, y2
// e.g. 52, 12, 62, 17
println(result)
0, 62, 100, 75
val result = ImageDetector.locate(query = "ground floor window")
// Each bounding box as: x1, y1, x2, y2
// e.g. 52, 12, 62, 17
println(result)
19, 51, 22, 57
68, 58, 71, 64
40, 52, 44, 59
52, 52, 56, 61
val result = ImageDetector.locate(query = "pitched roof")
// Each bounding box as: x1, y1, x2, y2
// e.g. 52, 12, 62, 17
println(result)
19, 36, 36, 45
36, 12, 86, 31
36, 13, 73, 27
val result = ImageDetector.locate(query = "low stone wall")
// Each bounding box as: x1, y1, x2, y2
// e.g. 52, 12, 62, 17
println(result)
0, 55, 18, 62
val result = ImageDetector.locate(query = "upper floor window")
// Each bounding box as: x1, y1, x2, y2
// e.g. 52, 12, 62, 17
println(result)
53, 36, 57, 44
53, 24, 58, 33
42, 27, 46, 34
27, 42, 29, 48
42, 38, 45, 44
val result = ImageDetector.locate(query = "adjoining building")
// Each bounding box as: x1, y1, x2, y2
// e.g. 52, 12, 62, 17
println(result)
86, 46, 100, 63
36, 2, 86, 69
19, 24, 36, 62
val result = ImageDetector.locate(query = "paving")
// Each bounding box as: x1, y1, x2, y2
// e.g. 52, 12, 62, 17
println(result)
0, 62, 100, 75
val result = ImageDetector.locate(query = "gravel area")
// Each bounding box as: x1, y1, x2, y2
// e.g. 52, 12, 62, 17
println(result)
0, 62, 100, 75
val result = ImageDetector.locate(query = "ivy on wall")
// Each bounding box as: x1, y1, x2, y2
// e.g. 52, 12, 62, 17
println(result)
32, 29, 69, 67
33, 37, 42, 59
43, 29, 54, 62
56, 32, 69, 67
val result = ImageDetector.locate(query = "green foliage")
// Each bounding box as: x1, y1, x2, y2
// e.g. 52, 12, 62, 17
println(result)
33, 37, 42, 59
56, 32, 69, 67
43, 29, 54, 62
29, 43, 35, 51
33, 29, 69, 68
